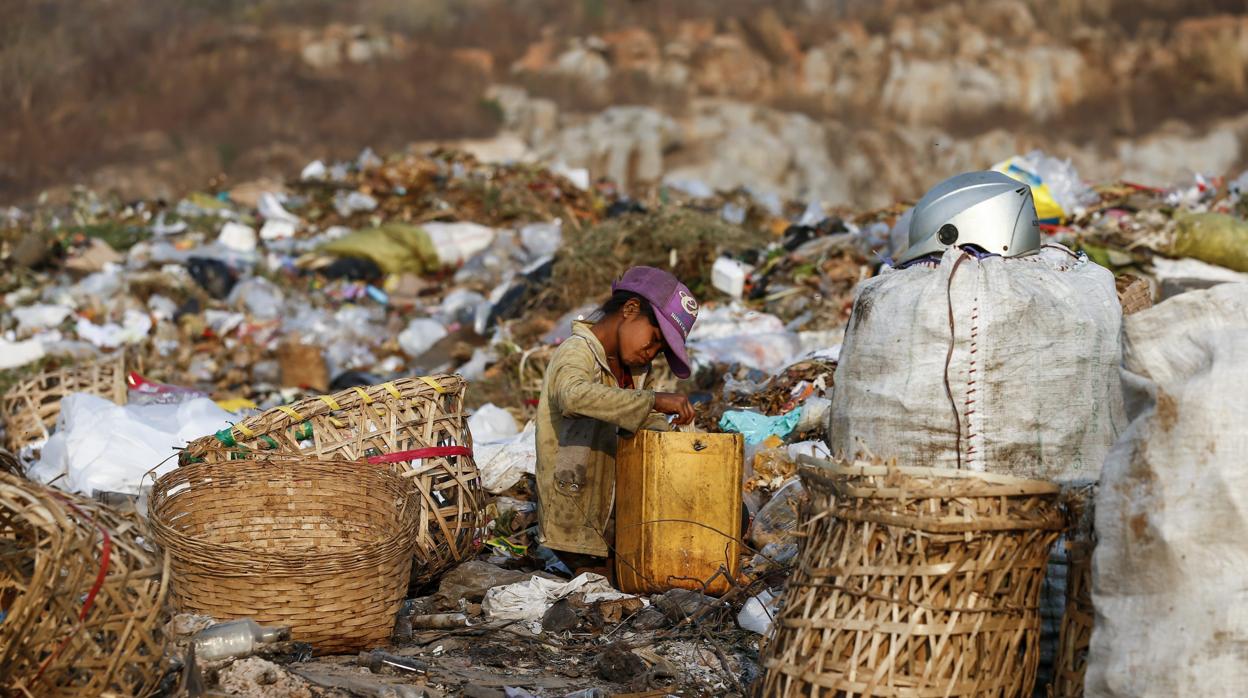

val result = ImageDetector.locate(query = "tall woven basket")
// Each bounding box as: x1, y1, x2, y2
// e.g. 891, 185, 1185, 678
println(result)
761, 459, 1063, 698
1049, 486, 1096, 698
2, 357, 127, 453
149, 455, 420, 654
0, 473, 169, 697
182, 374, 483, 583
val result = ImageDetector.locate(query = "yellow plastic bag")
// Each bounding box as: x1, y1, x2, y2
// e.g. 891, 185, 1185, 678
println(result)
1172, 212, 1248, 273
320, 223, 439, 275
993, 156, 1066, 223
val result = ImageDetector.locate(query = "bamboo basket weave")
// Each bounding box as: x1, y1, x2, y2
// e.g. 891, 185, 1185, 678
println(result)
1049, 486, 1096, 698
761, 459, 1063, 698
181, 374, 483, 583
149, 455, 420, 654
1115, 274, 1153, 316
0, 449, 20, 476
2, 357, 127, 453
0, 473, 169, 697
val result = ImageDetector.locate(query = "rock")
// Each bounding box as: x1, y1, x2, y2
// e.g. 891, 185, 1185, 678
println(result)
743, 8, 802, 65
541, 598, 580, 633
602, 28, 661, 73
595, 646, 647, 683
544, 107, 681, 189
1116, 122, 1243, 187
692, 35, 774, 101
654, 589, 721, 623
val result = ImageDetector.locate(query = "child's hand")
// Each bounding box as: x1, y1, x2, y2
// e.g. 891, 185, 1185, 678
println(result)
654, 392, 696, 425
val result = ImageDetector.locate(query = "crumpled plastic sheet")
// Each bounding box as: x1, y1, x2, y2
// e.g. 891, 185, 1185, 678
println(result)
719, 408, 802, 445
482, 572, 644, 622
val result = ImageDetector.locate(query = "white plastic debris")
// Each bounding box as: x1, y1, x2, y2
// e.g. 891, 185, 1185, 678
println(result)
738, 589, 781, 635
551, 163, 590, 191
29, 393, 236, 496
257, 192, 299, 224
397, 318, 449, 358
259, 219, 297, 241
711, 257, 754, 299
690, 333, 801, 375
12, 304, 72, 333
0, 335, 49, 370
75, 309, 153, 349
218, 222, 258, 253
333, 190, 378, 217
476, 421, 537, 494
423, 222, 498, 266
519, 221, 563, 260
228, 277, 286, 320
300, 160, 327, 181
468, 404, 519, 444
482, 573, 640, 622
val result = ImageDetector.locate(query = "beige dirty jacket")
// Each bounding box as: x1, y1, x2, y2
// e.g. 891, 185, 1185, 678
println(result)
536, 321, 669, 556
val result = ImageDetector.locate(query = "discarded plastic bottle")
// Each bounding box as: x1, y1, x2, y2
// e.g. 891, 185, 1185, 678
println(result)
192, 619, 291, 662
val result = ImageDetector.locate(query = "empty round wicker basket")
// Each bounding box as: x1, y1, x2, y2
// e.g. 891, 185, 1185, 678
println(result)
761, 460, 1063, 698
149, 455, 419, 654
180, 374, 482, 584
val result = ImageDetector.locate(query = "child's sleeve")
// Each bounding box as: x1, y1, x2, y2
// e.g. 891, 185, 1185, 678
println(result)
549, 347, 655, 434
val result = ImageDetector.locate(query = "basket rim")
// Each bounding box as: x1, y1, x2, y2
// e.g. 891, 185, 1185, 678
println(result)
797, 456, 1062, 496
183, 373, 468, 456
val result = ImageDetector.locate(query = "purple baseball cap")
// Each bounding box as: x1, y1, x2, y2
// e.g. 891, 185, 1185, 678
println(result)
612, 266, 699, 379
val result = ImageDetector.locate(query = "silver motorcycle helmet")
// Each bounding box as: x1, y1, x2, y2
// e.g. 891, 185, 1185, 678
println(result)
896, 170, 1040, 265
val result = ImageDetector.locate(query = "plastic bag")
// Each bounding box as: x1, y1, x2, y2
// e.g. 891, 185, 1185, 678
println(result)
29, 393, 235, 496
397, 318, 448, 359
475, 422, 537, 494
993, 151, 1097, 223
749, 477, 805, 548
467, 403, 519, 444
738, 589, 782, 635
1171, 212, 1248, 273
719, 409, 802, 445
126, 372, 209, 406
482, 573, 631, 622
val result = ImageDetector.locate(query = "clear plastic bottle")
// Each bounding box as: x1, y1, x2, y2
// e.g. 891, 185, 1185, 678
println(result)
192, 619, 290, 661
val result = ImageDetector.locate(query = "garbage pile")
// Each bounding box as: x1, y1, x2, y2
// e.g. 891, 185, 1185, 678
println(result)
4, 145, 1248, 696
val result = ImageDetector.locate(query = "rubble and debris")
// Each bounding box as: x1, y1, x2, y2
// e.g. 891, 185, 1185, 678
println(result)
5, 124, 1248, 697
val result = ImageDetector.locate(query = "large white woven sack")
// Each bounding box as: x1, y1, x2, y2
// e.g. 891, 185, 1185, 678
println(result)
828, 244, 1124, 480
1088, 282, 1248, 698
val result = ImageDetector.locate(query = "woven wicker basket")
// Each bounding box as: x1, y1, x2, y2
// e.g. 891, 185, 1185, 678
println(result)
1115, 274, 1153, 316
0, 449, 20, 476
0, 473, 169, 697
2, 357, 127, 453
1049, 486, 1096, 698
149, 455, 420, 654
181, 374, 483, 583
761, 459, 1063, 698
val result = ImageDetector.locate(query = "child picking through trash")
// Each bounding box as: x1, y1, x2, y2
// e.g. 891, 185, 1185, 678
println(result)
536, 266, 700, 577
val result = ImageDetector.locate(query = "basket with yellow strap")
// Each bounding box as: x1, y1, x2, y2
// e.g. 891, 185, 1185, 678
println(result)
181, 374, 482, 583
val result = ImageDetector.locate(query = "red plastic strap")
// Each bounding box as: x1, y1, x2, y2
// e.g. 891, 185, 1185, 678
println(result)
32, 492, 114, 686
366, 445, 472, 465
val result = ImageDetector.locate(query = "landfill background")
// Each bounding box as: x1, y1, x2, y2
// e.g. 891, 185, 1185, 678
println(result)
4, 1, 1248, 697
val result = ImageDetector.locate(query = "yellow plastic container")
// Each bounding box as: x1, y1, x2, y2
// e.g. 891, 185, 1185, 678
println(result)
614, 430, 744, 596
